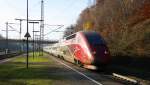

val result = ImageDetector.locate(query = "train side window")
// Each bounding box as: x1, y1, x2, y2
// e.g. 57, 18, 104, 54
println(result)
77, 38, 81, 43
66, 34, 76, 40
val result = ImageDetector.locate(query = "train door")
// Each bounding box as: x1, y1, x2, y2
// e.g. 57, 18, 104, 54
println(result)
62, 45, 74, 63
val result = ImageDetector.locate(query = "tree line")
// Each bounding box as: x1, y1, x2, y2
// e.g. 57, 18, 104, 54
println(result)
64, 0, 150, 57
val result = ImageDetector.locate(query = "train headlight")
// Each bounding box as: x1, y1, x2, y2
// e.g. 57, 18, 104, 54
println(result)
92, 51, 96, 55
104, 50, 108, 54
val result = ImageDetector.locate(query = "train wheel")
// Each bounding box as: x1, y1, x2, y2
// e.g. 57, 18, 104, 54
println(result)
74, 59, 78, 65
78, 60, 83, 67
74, 59, 83, 67
61, 56, 64, 60
57, 55, 60, 58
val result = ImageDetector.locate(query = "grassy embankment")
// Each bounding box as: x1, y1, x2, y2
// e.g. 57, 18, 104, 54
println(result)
0, 52, 63, 85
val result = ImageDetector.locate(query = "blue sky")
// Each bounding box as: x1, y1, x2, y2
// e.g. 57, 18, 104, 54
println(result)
0, 0, 93, 40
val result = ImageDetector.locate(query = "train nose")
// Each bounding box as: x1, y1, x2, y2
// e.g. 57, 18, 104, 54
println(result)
91, 45, 110, 65
94, 51, 110, 64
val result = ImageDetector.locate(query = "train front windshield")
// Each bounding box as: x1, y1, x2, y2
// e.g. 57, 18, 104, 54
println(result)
84, 32, 106, 45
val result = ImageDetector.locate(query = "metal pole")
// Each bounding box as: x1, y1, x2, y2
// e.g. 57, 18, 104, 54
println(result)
6, 22, 8, 54
20, 20, 22, 52
34, 34, 37, 57
29, 22, 39, 59
33, 23, 34, 59
2, 22, 17, 54
40, 0, 44, 56
34, 32, 40, 56
32, 23, 35, 59
15, 19, 23, 52
27, 0, 29, 69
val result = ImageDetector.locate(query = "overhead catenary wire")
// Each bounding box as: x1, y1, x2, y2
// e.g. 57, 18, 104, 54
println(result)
1, 0, 90, 40
8, 25, 20, 33
44, 25, 64, 36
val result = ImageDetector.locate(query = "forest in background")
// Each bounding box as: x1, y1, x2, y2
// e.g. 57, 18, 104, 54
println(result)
65, 0, 150, 57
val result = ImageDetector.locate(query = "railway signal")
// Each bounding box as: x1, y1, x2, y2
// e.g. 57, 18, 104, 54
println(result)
24, 32, 31, 38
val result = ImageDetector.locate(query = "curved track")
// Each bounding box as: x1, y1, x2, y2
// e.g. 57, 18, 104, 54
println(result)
48, 54, 128, 85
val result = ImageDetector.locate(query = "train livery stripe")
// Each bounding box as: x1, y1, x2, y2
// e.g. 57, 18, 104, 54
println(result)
52, 56, 103, 85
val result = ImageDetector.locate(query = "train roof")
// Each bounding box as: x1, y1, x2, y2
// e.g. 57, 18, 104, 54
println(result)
78, 31, 99, 34
62, 31, 102, 41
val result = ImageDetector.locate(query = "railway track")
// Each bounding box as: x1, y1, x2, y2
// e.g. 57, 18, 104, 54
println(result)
96, 69, 140, 85
0, 51, 22, 60
49, 53, 149, 85
93, 68, 141, 85
0, 51, 145, 85
112, 73, 140, 85
48, 54, 142, 85
106, 64, 150, 85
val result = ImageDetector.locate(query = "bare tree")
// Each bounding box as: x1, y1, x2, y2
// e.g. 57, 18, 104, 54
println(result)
63, 25, 75, 37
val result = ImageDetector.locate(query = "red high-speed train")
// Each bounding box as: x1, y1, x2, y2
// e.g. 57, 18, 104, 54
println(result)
44, 31, 110, 69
